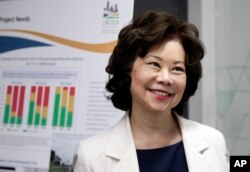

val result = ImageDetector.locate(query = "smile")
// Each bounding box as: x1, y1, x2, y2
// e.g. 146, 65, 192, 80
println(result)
149, 89, 173, 98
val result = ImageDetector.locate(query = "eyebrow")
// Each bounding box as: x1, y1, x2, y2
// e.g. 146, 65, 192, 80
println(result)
147, 55, 162, 61
147, 55, 185, 64
173, 61, 185, 65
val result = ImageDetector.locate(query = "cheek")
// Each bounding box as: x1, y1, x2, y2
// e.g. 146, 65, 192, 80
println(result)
131, 69, 144, 88
176, 76, 187, 93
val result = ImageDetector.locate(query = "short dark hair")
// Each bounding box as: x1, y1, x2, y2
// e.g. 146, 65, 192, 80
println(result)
105, 11, 204, 115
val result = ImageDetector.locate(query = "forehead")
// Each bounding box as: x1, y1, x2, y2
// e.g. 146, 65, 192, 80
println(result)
146, 39, 185, 61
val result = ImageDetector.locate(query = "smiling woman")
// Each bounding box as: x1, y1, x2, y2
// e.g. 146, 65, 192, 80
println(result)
73, 11, 229, 172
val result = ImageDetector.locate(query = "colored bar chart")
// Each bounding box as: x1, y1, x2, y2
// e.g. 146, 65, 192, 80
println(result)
52, 86, 75, 128
27, 85, 50, 127
3, 84, 75, 128
3, 85, 25, 125
1, 70, 79, 130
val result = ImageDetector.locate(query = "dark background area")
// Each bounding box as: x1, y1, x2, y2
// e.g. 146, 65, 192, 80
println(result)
134, 0, 187, 20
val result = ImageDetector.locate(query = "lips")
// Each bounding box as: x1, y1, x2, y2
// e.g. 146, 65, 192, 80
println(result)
149, 89, 173, 100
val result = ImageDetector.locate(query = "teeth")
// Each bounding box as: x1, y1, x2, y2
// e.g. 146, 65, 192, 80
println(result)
151, 90, 169, 96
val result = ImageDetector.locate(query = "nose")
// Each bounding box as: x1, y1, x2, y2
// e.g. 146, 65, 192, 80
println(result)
156, 69, 173, 85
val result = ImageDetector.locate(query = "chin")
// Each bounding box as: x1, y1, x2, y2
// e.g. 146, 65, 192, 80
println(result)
147, 105, 172, 114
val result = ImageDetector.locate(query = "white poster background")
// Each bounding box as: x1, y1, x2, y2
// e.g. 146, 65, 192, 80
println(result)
0, 0, 134, 171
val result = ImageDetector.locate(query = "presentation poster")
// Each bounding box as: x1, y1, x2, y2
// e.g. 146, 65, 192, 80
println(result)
0, 0, 134, 171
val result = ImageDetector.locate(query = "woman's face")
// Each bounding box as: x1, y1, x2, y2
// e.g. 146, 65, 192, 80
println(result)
130, 39, 186, 114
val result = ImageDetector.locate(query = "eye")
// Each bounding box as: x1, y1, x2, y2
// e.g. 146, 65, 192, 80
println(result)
172, 66, 185, 74
148, 62, 160, 68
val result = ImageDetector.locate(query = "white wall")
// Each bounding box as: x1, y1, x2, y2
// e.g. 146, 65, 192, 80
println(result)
188, 0, 217, 126
188, 0, 202, 123
188, 0, 250, 155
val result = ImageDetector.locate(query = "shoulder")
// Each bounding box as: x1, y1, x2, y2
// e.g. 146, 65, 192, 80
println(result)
177, 115, 229, 171
76, 128, 110, 152
177, 114, 225, 140
176, 114, 229, 155
177, 114, 229, 158
73, 121, 118, 172
75, 114, 128, 158
77, 123, 117, 154
73, 114, 130, 171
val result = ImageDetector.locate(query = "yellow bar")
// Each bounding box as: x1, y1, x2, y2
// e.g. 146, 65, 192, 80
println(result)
11, 111, 16, 117
30, 92, 36, 101
36, 106, 41, 114
6, 94, 11, 104
61, 88, 68, 107
42, 107, 48, 118
68, 96, 75, 112
56, 86, 61, 94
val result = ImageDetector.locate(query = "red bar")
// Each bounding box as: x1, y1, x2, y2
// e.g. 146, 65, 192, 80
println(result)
17, 86, 25, 117
31, 86, 36, 93
11, 86, 19, 113
7, 85, 12, 94
63, 87, 68, 91
36, 86, 43, 106
43, 86, 50, 107
70, 87, 75, 96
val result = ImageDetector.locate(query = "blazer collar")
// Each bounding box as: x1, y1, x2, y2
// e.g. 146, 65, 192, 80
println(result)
176, 114, 211, 171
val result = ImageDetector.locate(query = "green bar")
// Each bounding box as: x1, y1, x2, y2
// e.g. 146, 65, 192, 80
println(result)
10, 116, 15, 124
67, 112, 73, 128
27, 101, 35, 125
3, 105, 10, 124
41, 118, 47, 126
52, 94, 60, 127
34, 113, 40, 126
17, 117, 22, 125
60, 107, 66, 127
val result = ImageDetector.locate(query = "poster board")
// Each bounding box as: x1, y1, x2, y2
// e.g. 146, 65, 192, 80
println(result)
0, 0, 134, 171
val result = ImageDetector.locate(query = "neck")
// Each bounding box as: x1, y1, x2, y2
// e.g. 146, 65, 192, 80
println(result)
130, 108, 182, 149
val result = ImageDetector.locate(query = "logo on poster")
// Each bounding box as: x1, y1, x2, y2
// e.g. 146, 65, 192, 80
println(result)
102, 1, 119, 33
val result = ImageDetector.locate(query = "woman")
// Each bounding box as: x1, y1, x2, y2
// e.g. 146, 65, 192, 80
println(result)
73, 11, 229, 172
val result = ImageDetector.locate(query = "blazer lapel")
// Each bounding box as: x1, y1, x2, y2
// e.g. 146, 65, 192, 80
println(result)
105, 114, 140, 172
183, 139, 210, 172
176, 114, 211, 172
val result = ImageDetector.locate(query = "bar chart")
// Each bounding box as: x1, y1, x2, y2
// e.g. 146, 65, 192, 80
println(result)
1, 69, 79, 130
2, 85, 76, 128
27, 86, 50, 127
52, 86, 75, 128
3, 85, 25, 125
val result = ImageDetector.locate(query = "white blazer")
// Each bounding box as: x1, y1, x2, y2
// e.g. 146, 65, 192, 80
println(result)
73, 113, 229, 172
